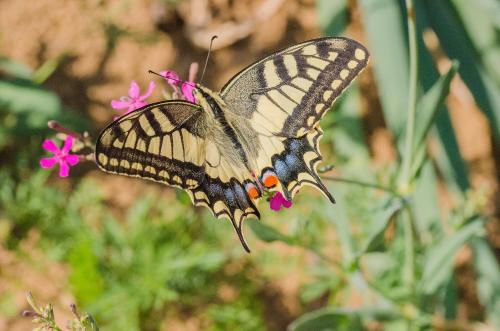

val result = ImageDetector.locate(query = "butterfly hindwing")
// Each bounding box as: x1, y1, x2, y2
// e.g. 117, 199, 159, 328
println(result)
187, 176, 260, 252
96, 100, 260, 252
220, 37, 369, 137
269, 127, 334, 203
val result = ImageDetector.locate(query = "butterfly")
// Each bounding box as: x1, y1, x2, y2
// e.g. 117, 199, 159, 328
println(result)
95, 37, 369, 252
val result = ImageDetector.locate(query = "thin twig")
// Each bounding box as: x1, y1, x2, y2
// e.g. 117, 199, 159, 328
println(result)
321, 175, 401, 198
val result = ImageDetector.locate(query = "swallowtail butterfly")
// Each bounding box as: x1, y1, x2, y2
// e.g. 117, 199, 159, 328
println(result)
95, 37, 369, 252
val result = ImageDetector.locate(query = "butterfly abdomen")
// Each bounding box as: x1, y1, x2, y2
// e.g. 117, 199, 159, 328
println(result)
196, 87, 252, 171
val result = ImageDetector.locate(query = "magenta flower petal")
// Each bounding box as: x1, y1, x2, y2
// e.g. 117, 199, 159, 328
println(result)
65, 154, 80, 166
111, 99, 131, 110
58, 161, 70, 177
132, 100, 147, 110
269, 196, 282, 211
160, 70, 180, 86
61, 135, 73, 153
42, 139, 59, 153
282, 199, 292, 209
181, 82, 196, 103
139, 81, 156, 101
41, 136, 81, 176
269, 192, 292, 212
128, 80, 140, 99
40, 157, 57, 168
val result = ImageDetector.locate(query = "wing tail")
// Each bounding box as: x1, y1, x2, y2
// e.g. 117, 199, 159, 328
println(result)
188, 176, 260, 253
272, 127, 335, 203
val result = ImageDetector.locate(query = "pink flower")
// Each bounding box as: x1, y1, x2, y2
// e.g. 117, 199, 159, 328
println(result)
269, 192, 292, 211
160, 70, 181, 85
39, 136, 79, 177
181, 82, 196, 103
111, 80, 155, 114
160, 68, 197, 104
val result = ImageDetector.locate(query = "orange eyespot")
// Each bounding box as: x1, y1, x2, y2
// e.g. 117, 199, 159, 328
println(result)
245, 183, 260, 199
263, 174, 278, 188
247, 186, 259, 199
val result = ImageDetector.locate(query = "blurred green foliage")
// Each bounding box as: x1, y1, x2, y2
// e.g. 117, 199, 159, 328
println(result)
1, 0, 499, 330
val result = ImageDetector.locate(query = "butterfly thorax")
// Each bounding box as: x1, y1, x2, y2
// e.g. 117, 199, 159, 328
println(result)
194, 85, 261, 174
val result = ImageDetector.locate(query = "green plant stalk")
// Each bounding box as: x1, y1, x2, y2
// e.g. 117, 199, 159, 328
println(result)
401, 1, 418, 329
402, 210, 415, 292
321, 175, 401, 198
399, 0, 419, 193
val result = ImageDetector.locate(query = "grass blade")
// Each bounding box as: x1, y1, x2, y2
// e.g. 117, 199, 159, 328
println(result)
411, 61, 459, 178
360, 197, 402, 254
420, 218, 483, 294
247, 220, 292, 244
358, 0, 409, 138
423, 0, 500, 139
471, 238, 500, 328
288, 307, 398, 331
316, 0, 348, 36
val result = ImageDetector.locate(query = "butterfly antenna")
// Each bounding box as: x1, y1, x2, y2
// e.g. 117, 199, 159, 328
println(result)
148, 70, 194, 87
199, 35, 218, 85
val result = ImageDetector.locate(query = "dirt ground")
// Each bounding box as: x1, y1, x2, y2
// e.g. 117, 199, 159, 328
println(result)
0, 0, 498, 330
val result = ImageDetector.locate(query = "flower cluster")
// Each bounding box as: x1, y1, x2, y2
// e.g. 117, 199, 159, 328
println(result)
39, 62, 292, 211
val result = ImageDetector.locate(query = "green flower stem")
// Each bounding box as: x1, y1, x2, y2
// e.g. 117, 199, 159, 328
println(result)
401, 1, 419, 328
399, 0, 419, 193
321, 175, 401, 197
402, 210, 415, 292
308, 245, 338, 266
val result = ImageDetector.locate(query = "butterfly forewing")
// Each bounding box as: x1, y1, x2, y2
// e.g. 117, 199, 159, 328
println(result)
220, 37, 369, 137
95, 101, 207, 189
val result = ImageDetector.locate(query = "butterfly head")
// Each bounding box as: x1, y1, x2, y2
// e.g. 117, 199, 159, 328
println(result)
191, 84, 227, 118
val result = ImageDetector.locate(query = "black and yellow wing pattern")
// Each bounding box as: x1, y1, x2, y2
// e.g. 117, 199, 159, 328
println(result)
220, 37, 369, 202
96, 101, 207, 189
221, 37, 369, 136
95, 100, 261, 251
96, 37, 369, 252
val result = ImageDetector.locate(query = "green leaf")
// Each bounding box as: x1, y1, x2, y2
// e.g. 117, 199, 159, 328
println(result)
471, 238, 500, 328
0, 57, 33, 79
415, 2, 469, 193
68, 238, 105, 305
360, 252, 410, 301
33, 55, 66, 84
451, 0, 500, 84
288, 308, 363, 331
359, 0, 409, 138
411, 61, 459, 177
247, 220, 292, 244
0, 78, 62, 131
443, 274, 458, 320
316, 0, 348, 36
423, 0, 500, 139
411, 160, 442, 237
327, 84, 372, 170
420, 218, 483, 294
325, 188, 355, 266
288, 307, 398, 331
360, 198, 402, 254
81, 313, 100, 331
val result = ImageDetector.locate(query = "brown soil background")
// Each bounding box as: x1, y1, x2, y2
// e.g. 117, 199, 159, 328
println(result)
0, 0, 498, 330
